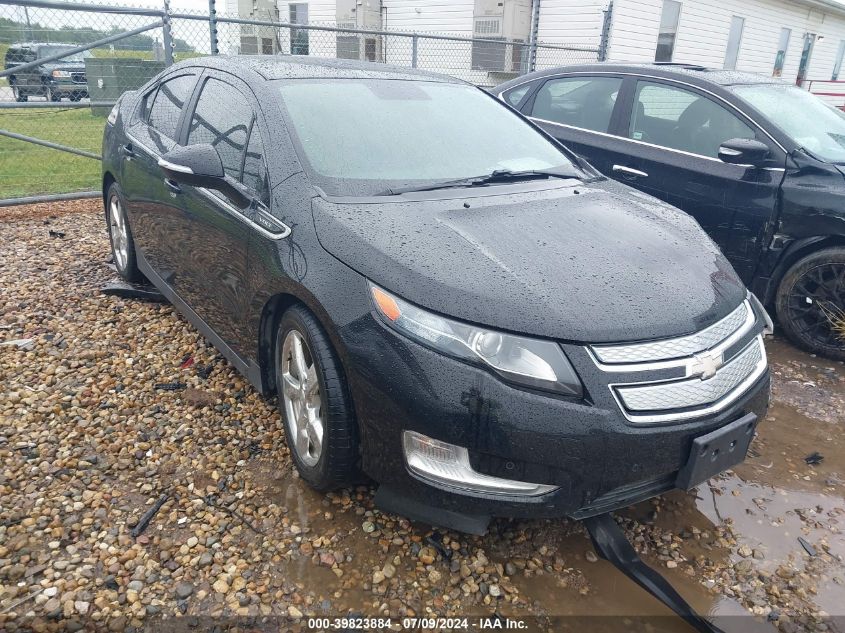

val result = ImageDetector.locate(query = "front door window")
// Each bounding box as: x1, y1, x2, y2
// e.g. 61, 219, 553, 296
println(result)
629, 81, 755, 158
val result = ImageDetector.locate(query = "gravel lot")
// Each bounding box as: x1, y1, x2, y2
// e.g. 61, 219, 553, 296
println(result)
1, 200, 843, 633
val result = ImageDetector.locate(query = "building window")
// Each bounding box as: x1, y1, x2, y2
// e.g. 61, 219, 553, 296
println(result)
724, 16, 745, 70
262, 38, 273, 54
833, 40, 845, 80
773, 28, 790, 77
289, 3, 309, 55
655, 0, 682, 62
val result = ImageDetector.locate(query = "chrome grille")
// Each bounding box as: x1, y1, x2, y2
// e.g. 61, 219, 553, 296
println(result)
590, 295, 768, 424
592, 301, 751, 365
616, 337, 765, 414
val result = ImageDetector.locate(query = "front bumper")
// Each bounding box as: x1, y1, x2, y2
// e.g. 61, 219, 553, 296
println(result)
340, 309, 770, 521
47, 76, 87, 94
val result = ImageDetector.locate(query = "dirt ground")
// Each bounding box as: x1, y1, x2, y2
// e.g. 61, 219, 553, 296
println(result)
1, 200, 843, 633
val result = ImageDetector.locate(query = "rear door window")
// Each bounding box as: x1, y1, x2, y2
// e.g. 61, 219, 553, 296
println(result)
629, 81, 756, 158
528, 76, 623, 133
147, 74, 196, 141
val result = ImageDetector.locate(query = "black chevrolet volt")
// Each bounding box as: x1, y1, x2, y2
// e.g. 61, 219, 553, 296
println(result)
102, 56, 771, 533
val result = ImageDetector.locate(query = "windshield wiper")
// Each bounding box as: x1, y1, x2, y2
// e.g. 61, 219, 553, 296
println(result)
375, 168, 580, 196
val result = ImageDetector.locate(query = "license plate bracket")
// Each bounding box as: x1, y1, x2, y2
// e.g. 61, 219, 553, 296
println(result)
676, 413, 758, 490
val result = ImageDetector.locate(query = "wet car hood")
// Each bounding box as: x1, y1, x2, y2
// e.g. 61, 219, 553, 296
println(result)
311, 180, 746, 343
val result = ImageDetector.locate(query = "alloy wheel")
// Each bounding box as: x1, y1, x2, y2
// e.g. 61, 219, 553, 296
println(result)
280, 329, 324, 467
785, 262, 845, 348
109, 195, 129, 272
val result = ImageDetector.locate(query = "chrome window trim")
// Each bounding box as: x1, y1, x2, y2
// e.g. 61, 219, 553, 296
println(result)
499, 70, 787, 155
608, 335, 768, 424
125, 130, 156, 156
529, 116, 785, 170
125, 132, 291, 241
589, 300, 755, 372
197, 188, 291, 240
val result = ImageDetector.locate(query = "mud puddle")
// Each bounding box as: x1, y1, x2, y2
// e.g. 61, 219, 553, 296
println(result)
221, 336, 844, 629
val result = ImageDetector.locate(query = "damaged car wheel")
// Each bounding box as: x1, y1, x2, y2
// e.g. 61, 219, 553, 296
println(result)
106, 182, 141, 283
776, 246, 845, 361
275, 306, 358, 490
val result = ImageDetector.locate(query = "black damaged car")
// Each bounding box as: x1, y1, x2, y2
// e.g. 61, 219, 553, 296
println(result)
494, 63, 845, 361
102, 57, 771, 533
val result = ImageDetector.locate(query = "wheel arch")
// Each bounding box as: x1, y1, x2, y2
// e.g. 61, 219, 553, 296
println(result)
767, 235, 845, 305
102, 172, 116, 209
256, 289, 359, 398
257, 292, 302, 395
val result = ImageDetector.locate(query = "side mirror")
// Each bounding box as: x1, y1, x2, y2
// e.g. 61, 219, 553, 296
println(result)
158, 144, 249, 207
718, 138, 770, 167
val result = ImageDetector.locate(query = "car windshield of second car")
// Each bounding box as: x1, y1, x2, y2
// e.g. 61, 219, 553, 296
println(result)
275, 79, 583, 196
734, 83, 845, 164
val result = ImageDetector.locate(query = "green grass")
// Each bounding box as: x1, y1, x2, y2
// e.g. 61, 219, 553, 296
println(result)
0, 107, 104, 198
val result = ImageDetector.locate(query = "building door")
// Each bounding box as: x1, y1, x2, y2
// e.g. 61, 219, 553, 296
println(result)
797, 33, 816, 86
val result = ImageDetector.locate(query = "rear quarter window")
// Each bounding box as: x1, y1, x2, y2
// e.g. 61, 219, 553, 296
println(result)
146, 73, 196, 141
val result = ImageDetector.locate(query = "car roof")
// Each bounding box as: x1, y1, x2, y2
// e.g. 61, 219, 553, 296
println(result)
169, 54, 464, 84
497, 62, 787, 91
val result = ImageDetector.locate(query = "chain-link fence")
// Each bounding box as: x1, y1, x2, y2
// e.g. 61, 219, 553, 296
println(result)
0, 0, 603, 202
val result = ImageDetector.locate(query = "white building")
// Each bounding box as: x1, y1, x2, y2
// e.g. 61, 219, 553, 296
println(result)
225, 0, 845, 97
573, 0, 845, 91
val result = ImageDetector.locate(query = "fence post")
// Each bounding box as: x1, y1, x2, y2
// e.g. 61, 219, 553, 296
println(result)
527, 0, 539, 73
599, 0, 613, 62
162, 0, 175, 65
208, 0, 219, 55
411, 34, 418, 68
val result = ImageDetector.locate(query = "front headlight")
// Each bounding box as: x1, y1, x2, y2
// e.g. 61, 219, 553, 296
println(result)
51, 69, 71, 78
370, 284, 582, 397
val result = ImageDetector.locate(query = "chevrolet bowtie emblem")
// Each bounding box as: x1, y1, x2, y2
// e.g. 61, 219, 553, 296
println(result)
688, 350, 724, 380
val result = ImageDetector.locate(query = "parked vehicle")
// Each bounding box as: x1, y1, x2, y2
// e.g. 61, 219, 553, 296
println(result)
494, 63, 845, 361
4, 43, 90, 102
102, 57, 771, 533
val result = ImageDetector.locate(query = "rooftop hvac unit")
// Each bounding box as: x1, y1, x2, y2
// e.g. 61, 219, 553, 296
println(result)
336, 0, 383, 62
472, 0, 531, 73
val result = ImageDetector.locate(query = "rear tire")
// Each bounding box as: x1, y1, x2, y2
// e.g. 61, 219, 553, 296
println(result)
275, 305, 358, 490
9, 79, 26, 102
106, 182, 142, 283
775, 246, 845, 361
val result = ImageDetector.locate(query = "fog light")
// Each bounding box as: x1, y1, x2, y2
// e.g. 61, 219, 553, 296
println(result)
402, 431, 558, 497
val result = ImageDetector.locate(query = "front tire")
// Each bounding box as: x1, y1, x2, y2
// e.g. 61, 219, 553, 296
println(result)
275, 305, 358, 490
106, 182, 142, 283
47, 85, 61, 102
776, 246, 845, 361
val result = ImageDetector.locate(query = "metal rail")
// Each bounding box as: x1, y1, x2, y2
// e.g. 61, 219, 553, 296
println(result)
0, 0, 164, 16
0, 21, 165, 79
0, 101, 116, 109
0, 191, 99, 208
0, 128, 101, 159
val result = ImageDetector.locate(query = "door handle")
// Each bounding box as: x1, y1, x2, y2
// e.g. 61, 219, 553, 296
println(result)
612, 165, 648, 179
121, 143, 136, 158
164, 178, 182, 194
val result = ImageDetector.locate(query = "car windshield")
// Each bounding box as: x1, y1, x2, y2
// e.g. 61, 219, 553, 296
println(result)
275, 78, 581, 196
733, 83, 845, 163
39, 46, 91, 63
